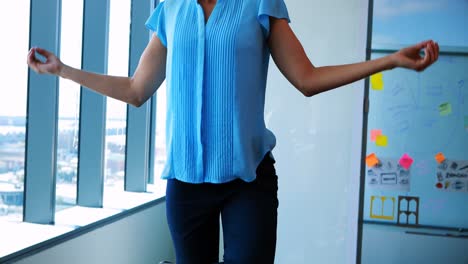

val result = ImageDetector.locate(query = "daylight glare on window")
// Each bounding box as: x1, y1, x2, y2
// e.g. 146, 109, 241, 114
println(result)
0, 1, 30, 222
104, 0, 131, 195
55, 0, 84, 213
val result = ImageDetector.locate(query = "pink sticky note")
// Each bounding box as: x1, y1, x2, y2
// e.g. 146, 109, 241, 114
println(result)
399, 153, 414, 170
370, 129, 382, 142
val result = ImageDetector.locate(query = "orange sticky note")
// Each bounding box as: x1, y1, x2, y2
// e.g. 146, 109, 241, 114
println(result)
370, 129, 382, 142
435, 152, 446, 164
376, 135, 388, 147
366, 153, 380, 167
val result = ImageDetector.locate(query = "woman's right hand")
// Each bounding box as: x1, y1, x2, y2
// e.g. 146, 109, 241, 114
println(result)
27, 47, 63, 76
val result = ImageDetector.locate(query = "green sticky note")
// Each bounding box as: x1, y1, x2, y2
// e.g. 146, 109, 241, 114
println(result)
439, 103, 452, 116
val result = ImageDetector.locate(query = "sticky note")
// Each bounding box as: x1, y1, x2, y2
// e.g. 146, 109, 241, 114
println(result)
370, 73, 384, 91
370, 129, 382, 142
399, 153, 414, 170
366, 153, 380, 167
434, 152, 446, 164
376, 135, 388, 147
438, 102, 452, 116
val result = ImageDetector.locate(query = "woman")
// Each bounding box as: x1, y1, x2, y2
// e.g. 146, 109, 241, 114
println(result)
27, 0, 439, 263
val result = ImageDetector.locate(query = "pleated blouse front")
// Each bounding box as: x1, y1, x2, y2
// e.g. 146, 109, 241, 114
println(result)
146, 0, 290, 183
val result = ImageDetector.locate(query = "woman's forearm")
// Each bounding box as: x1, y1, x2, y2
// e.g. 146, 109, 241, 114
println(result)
28, 36, 167, 107
59, 64, 138, 106
301, 55, 396, 97
268, 20, 436, 97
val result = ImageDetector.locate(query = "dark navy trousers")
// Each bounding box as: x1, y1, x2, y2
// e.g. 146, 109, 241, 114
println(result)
166, 153, 278, 264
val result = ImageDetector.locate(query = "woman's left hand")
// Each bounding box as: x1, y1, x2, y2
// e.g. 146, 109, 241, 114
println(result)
391, 40, 439, 72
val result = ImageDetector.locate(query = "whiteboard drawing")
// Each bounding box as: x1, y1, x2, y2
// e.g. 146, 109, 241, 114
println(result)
435, 159, 468, 193
366, 157, 411, 191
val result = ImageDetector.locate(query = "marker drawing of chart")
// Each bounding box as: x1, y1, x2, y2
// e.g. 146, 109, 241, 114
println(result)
381, 64, 465, 155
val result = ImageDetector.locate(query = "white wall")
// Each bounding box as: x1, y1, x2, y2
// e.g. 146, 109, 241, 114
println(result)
265, 0, 369, 263
14, 202, 175, 264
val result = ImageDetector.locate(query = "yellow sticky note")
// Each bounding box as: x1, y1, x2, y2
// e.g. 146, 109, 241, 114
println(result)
370, 72, 384, 91
376, 135, 388, 147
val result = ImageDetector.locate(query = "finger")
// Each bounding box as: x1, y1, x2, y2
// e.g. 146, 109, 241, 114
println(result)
414, 40, 432, 50
35, 47, 54, 58
27, 50, 45, 73
434, 42, 439, 61
27, 48, 35, 58
27, 57, 39, 72
27, 48, 34, 60
28, 50, 42, 67
29, 48, 39, 60
28, 61, 39, 73
33, 48, 50, 65
31, 65, 40, 74
27, 49, 33, 64
420, 44, 432, 70
431, 42, 437, 64
428, 42, 435, 64
27, 50, 39, 66
428, 43, 435, 65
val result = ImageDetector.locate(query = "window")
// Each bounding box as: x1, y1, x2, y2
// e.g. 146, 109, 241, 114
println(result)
104, 0, 131, 192
372, 0, 468, 47
56, 0, 84, 213
0, 1, 165, 261
0, 0, 31, 222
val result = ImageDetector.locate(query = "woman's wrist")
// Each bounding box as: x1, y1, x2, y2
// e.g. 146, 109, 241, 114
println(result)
58, 63, 70, 79
384, 53, 398, 70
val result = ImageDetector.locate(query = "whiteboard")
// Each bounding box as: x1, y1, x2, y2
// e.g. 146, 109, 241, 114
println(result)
363, 51, 468, 229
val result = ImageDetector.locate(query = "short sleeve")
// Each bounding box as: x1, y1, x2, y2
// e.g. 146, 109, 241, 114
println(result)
145, 2, 167, 47
257, 0, 291, 38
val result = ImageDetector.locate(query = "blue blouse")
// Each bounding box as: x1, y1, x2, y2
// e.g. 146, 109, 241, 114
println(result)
146, 0, 290, 183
